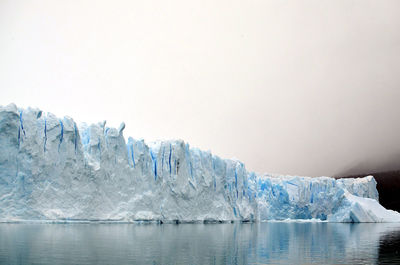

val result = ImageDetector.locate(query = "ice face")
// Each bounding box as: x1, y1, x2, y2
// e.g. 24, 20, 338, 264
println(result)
253, 174, 399, 222
0, 103, 399, 223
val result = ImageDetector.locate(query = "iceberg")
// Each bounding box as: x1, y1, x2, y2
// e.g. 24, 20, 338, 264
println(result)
0, 103, 399, 223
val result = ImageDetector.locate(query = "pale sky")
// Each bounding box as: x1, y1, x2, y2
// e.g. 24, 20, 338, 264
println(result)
1, 0, 400, 177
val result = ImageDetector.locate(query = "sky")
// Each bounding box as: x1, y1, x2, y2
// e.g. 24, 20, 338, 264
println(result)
1, 0, 400, 177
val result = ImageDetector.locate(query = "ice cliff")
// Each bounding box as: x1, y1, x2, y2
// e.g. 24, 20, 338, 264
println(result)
1, 104, 399, 223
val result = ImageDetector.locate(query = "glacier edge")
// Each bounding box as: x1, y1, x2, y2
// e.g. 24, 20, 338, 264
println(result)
0, 103, 399, 223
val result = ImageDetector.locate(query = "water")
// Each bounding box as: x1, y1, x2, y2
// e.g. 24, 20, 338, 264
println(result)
0, 222, 399, 264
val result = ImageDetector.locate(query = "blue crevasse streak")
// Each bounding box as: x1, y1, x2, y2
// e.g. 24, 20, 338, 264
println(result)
190, 162, 193, 179
150, 150, 157, 180
130, 144, 135, 168
104, 128, 109, 146
58, 120, 64, 151
97, 137, 101, 160
18, 126, 21, 147
43, 119, 47, 152
169, 144, 172, 175
287, 181, 298, 187
19, 111, 26, 136
234, 168, 238, 189
73, 123, 78, 154
185, 144, 193, 180
161, 147, 165, 173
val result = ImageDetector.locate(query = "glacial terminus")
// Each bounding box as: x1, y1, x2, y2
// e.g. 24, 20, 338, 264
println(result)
1, 103, 399, 223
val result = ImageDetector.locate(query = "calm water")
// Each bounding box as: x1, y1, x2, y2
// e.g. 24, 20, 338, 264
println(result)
0, 222, 399, 264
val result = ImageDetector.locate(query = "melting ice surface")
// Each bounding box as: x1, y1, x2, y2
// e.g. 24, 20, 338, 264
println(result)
0, 103, 400, 223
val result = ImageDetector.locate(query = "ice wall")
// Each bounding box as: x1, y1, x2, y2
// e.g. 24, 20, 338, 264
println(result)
254, 174, 398, 222
0, 104, 399, 223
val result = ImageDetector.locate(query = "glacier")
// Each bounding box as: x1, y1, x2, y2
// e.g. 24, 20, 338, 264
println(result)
0, 103, 399, 223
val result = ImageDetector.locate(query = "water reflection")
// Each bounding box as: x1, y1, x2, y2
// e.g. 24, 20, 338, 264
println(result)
379, 228, 400, 264
0, 222, 399, 264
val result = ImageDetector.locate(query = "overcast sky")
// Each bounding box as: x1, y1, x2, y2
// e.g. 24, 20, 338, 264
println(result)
1, 0, 400, 177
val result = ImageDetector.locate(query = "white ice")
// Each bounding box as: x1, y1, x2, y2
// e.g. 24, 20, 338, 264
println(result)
0, 103, 399, 223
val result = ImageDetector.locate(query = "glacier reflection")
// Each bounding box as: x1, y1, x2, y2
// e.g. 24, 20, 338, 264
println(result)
0, 223, 399, 264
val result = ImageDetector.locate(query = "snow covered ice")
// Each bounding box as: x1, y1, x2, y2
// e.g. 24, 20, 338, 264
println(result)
1, 103, 399, 223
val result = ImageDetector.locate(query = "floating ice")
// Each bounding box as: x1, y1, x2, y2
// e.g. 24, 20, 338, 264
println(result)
0, 104, 399, 223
